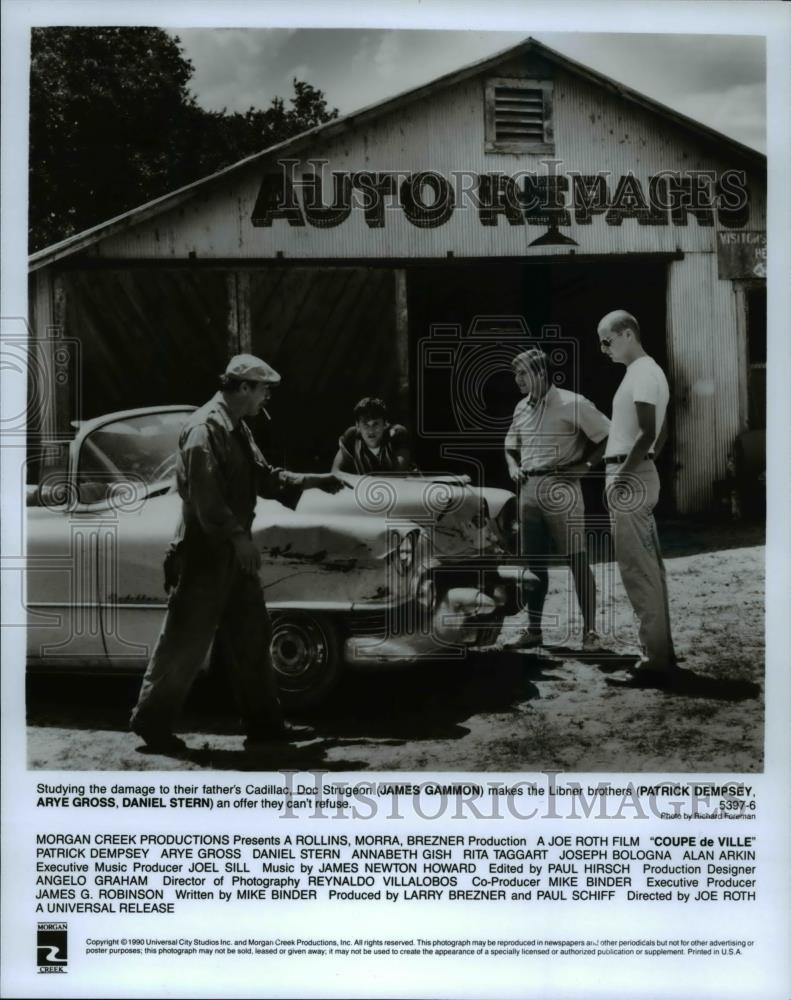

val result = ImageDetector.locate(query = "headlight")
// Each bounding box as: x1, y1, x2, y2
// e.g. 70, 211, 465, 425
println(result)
416, 575, 436, 610
390, 529, 418, 576
398, 534, 415, 570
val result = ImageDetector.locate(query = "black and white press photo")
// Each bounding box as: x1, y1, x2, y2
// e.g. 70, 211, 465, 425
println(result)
19, 24, 768, 773
3, 5, 791, 1000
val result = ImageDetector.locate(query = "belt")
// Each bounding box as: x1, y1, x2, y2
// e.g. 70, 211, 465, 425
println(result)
605, 453, 655, 464
523, 467, 562, 477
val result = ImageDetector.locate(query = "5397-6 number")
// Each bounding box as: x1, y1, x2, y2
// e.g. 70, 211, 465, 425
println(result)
719, 799, 756, 811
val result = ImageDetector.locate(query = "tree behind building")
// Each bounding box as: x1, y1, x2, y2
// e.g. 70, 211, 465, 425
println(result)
29, 27, 338, 251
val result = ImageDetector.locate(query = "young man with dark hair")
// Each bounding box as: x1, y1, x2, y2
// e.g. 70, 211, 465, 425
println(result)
130, 354, 345, 755
332, 396, 414, 474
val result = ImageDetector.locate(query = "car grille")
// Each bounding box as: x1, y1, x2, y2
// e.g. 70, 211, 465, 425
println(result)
349, 612, 389, 639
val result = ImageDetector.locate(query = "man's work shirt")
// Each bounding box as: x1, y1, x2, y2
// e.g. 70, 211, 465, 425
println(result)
176, 392, 302, 547
506, 386, 610, 472
605, 355, 669, 457
335, 424, 411, 475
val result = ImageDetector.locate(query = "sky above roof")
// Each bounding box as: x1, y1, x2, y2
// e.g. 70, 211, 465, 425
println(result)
170, 29, 766, 153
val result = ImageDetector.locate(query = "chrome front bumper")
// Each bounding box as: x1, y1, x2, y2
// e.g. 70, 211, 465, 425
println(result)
342, 560, 539, 664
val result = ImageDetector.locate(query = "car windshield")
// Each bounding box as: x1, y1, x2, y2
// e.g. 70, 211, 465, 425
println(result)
76, 410, 192, 503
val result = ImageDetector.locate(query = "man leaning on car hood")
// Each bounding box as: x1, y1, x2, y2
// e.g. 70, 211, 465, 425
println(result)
129, 354, 345, 756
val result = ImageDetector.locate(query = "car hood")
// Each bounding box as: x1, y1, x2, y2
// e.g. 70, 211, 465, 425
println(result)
79, 476, 513, 608
254, 476, 509, 606
295, 474, 505, 554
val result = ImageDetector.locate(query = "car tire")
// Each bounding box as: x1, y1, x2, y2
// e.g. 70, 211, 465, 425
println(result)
473, 611, 507, 649
269, 612, 342, 710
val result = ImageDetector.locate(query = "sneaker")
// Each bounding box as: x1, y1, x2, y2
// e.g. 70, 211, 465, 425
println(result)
497, 630, 543, 651
132, 729, 188, 755
581, 631, 607, 652
613, 668, 677, 690
633, 656, 680, 673
244, 723, 314, 750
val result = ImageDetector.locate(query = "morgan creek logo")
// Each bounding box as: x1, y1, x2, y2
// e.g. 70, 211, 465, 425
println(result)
37, 922, 68, 973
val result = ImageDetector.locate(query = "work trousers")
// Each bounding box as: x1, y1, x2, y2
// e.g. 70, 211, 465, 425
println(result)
130, 539, 283, 738
606, 460, 676, 670
518, 474, 589, 634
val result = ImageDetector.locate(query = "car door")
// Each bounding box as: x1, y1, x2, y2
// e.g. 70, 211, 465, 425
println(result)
26, 493, 116, 668
27, 407, 195, 671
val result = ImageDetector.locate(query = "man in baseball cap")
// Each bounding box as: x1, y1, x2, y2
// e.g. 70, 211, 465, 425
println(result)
130, 353, 345, 756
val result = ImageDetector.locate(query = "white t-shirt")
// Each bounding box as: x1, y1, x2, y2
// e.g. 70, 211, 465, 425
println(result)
606, 355, 669, 457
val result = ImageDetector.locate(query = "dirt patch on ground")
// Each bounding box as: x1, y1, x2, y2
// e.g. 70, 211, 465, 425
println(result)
27, 524, 764, 774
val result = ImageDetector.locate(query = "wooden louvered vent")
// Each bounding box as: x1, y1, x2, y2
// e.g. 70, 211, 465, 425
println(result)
494, 86, 544, 143
485, 77, 554, 153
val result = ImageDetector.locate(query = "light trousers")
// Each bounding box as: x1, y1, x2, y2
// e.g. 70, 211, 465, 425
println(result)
606, 460, 676, 670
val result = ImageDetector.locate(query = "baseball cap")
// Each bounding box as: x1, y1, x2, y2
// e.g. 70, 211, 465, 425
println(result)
223, 354, 281, 384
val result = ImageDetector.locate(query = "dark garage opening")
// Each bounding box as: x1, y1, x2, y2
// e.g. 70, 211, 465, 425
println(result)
56, 258, 673, 515
56, 266, 403, 475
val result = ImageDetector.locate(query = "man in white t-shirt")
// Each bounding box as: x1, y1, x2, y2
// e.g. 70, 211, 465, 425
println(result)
597, 310, 677, 682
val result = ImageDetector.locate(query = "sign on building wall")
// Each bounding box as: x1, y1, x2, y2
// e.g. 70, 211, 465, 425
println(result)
253, 165, 753, 232
717, 230, 767, 279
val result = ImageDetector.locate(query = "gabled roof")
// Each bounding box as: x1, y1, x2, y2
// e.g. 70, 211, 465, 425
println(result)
30, 35, 766, 272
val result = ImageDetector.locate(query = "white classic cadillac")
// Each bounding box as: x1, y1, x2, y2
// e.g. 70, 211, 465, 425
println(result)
27, 407, 527, 707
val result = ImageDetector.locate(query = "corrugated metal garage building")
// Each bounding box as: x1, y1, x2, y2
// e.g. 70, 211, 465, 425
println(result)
28, 37, 766, 513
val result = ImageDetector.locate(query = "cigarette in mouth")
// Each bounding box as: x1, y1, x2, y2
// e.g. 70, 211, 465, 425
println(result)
260, 407, 271, 421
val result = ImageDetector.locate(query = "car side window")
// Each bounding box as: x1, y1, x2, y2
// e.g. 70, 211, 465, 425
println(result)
74, 412, 191, 506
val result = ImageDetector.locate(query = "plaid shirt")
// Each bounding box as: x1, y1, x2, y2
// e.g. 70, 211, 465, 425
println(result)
335, 424, 411, 475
